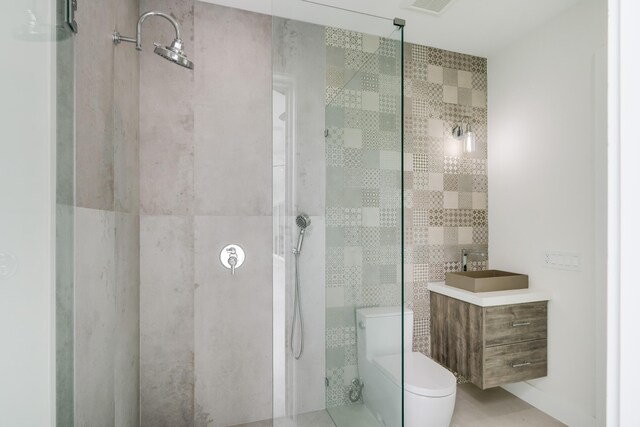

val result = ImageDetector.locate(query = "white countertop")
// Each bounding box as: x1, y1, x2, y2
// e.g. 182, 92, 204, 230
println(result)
427, 281, 551, 307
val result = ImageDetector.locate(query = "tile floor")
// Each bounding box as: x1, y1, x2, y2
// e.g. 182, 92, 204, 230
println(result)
233, 383, 566, 427
451, 384, 566, 427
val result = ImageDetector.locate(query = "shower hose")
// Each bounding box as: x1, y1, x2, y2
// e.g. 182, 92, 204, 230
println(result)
290, 251, 304, 360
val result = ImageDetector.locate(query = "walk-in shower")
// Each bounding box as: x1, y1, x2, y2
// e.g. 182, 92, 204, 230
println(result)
112, 11, 194, 69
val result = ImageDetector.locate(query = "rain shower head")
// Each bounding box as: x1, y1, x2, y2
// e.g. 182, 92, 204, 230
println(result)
153, 39, 194, 70
113, 11, 194, 70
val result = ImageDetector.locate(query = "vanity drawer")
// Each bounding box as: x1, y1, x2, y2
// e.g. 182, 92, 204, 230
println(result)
484, 302, 547, 346
483, 339, 547, 389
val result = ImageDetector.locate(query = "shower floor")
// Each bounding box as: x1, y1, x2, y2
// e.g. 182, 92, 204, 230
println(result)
232, 405, 380, 427
233, 384, 565, 427
327, 404, 383, 427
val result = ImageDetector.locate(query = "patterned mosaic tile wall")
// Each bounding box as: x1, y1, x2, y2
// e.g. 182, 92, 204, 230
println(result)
403, 43, 489, 357
322, 29, 488, 407
324, 27, 404, 408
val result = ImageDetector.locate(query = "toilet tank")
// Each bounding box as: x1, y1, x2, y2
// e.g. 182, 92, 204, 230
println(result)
356, 306, 414, 359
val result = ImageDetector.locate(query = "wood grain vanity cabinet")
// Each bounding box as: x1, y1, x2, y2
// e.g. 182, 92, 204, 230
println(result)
430, 291, 548, 389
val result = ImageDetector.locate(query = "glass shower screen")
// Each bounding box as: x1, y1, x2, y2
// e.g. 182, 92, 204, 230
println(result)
272, 8, 404, 427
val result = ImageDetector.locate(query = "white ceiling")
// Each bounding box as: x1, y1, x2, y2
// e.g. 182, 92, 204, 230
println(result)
202, 0, 585, 57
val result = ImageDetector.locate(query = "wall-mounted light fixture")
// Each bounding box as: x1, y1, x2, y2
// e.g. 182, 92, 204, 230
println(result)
452, 117, 476, 153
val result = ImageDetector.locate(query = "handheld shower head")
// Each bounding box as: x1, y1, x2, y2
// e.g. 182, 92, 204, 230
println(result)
296, 213, 311, 230
294, 213, 311, 255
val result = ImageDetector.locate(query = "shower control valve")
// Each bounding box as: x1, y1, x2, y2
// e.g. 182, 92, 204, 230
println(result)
220, 244, 245, 275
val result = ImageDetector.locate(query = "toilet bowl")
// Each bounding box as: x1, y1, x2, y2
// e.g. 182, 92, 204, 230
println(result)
356, 307, 456, 427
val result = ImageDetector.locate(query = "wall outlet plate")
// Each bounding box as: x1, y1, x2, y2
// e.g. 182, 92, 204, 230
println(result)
543, 250, 581, 271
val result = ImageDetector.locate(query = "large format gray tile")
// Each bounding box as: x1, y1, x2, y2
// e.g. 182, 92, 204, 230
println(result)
272, 18, 326, 217
114, 212, 140, 427
75, 1, 116, 210
56, 204, 74, 427
140, 215, 194, 427
288, 216, 326, 414
235, 409, 336, 427
140, 0, 195, 215
113, 0, 140, 214
193, 3, 272, 216
451, 384, 566, 426
194, 215, 272, 426
74, 207, 116, 426
56, 33, 75, 207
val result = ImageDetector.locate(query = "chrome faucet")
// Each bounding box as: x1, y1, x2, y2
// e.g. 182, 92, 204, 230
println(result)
461, 248, 487, 271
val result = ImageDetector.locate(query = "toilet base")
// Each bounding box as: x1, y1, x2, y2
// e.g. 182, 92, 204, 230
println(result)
405, 389, 456, 427
361, 357, 456, 427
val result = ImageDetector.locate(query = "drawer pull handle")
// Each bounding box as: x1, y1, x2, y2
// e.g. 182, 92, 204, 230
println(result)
511, 321, 531, 327
512, 361, 531, 368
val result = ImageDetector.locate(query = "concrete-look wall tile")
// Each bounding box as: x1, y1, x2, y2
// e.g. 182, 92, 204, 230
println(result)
193, 103, 270, 216
57, 34, 75, 207
193, 4, 272, 216
56, 204, 74, 427
75, 2, 115, 210
115, 212, 140, 427
273, 19, 327, 217
140, 0, 195, 215
194, 215, 272, 426
114, 0, 140, 214
291, 216, 327, 413
140, 215, 194, 427
75, 207, 116, 426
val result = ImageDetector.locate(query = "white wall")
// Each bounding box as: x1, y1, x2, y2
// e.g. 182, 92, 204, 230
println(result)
487, 0, 606, 426
0, 0, 56, 425
611, 0, 640, 425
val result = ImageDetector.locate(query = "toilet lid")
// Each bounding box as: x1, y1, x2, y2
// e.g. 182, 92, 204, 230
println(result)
373, 352, 457, 397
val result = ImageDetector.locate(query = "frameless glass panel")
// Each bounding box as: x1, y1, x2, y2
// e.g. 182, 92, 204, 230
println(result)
323, 24, 404, 427
272, 8, 404, 427
1, 0, 73, 424
272, 16, 330, 426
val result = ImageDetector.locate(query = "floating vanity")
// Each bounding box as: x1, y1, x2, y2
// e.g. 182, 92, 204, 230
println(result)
428, 281, 551, 390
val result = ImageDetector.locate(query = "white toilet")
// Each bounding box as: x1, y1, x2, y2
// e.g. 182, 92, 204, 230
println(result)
356, 306, 456, 427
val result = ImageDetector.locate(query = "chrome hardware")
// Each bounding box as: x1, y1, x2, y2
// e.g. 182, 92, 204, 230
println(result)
348, 378, 364, 402
460, 248, 487, 271
228, 248, 237, 275
220, 244, 245, 275
512, 361, 531, 368
66, 0, 78, 33
112, 11, 194, 70
511, 321, 531, 327
393, 18, 406, 28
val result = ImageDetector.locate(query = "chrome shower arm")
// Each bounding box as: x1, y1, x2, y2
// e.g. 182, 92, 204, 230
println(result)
135, 11, 181, 50
113, 11, 181, 50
